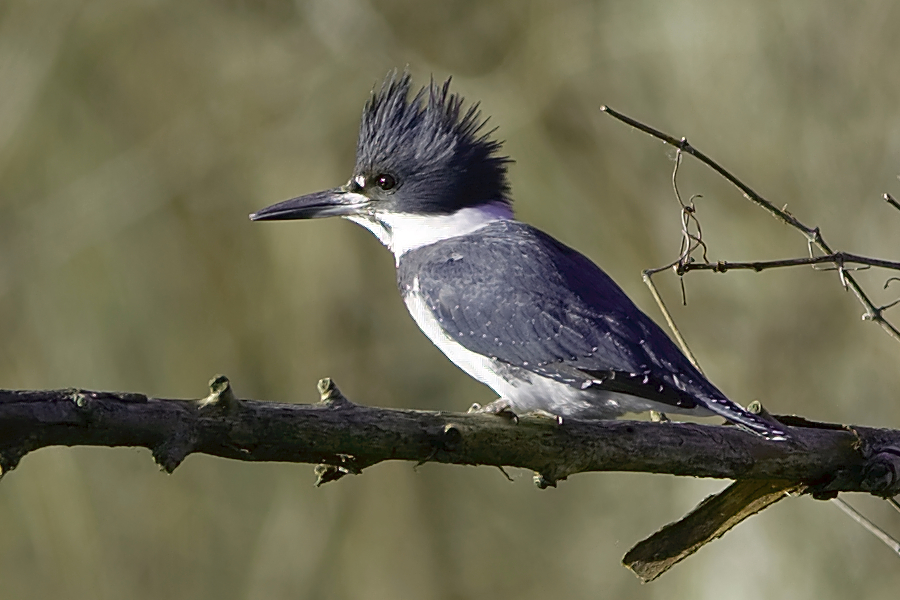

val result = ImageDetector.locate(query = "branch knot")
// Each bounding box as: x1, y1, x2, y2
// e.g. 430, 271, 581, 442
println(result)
317, 378, 355, 409
199, 375, 239, 412
860, 447, 900, 497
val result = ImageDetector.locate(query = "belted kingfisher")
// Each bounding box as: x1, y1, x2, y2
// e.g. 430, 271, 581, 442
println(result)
250, 72, 786, 440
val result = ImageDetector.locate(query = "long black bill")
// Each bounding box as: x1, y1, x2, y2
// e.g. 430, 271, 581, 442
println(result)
249, 188, 369, 221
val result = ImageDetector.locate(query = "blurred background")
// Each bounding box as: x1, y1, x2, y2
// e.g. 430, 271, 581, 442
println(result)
1, 0, 899, 598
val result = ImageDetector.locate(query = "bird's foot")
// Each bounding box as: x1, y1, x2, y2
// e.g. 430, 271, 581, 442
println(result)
526, 409, 563, 425
468, 399, 519, 424
650, 410, 670, 423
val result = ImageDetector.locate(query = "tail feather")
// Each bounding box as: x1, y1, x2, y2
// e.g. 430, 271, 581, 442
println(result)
701, 395, 788, 441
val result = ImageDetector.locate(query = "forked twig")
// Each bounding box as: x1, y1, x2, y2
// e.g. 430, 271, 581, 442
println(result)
603, 106, 900, 567
601, 105, 900, 342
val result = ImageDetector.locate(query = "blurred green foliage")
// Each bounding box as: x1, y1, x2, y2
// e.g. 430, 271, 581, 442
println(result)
1, 1, 899, 598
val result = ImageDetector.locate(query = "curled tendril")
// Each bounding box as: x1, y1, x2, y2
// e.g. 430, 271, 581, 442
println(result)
672, 150, 710, 293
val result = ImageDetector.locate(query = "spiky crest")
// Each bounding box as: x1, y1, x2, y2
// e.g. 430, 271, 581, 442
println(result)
355, 70, 512, 214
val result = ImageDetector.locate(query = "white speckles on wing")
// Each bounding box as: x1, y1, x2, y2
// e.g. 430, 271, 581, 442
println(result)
403, 277, 703, 419
405, 277, 515, 399
395, 220, 786, 436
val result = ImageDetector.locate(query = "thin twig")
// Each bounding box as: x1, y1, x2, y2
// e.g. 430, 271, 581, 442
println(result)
888, 496, 900, 514
831, 497, 900, 556
641, 271, 704, 374
885, 193, 900, 213
600, 105, 900, 342
678, 253, 900, 275
600, 106, 814, 233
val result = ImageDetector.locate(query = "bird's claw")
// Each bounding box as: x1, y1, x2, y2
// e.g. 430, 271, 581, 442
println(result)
650, 410, 670, 423
526, 409, 563, 425
468, 399, 519, 424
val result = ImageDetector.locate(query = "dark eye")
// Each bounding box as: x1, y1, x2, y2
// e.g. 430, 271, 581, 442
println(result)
375, 173, 396, 191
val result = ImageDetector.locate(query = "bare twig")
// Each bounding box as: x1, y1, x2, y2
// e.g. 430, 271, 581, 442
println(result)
831, 497, 900, 556
677, 252, 900, 275
641, 271, 704, 374
885, 193, 900, 213
600, 105, 900, 342
888, 496, 900, 514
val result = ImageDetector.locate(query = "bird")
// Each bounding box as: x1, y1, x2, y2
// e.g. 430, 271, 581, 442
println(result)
250, 71, 787, 441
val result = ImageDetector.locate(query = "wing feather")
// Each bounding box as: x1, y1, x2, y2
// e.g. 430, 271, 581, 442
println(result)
399, 221, 715, 410
398, 221, 788, 439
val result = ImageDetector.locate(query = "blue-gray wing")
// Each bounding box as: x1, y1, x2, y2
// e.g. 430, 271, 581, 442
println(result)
397, 221, 717, 410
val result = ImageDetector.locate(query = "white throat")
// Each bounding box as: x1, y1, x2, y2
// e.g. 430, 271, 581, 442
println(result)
344, 201, 513, 264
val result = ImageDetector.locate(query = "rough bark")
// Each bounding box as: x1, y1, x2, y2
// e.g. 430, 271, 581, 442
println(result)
3, 376, 898, 580
1, 377, 897, 498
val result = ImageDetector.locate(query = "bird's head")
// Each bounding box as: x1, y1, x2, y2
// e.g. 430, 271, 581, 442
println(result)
250, 71, 512, 228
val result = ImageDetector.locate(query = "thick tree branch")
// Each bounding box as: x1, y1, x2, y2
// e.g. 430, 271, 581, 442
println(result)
3, 376, 899, 580
1, 377, 898, 499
